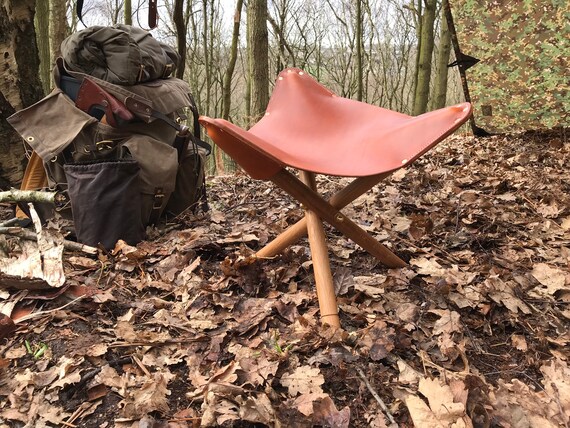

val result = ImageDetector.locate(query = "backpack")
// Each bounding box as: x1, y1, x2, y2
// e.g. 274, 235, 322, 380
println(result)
8, 26, 210, 250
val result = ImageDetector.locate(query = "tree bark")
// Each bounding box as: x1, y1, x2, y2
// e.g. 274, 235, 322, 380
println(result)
124, 0, 132, 25
202, 0, 211, 115
247, 0, 269, 123
355, 0, 363, 101
0, 0, 44, 188
49, 0, 68, 63
222, 0, 243, 121
412, 0, 437, 116
432, 0, 451, 109
173, 0, 187, 79
215, 0, 244, 175
35, 0, 50, 95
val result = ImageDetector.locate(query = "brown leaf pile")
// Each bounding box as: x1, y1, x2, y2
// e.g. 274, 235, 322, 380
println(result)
0, 129, 569, 427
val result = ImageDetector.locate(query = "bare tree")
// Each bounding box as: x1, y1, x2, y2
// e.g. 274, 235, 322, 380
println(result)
35, 0, 51, 94
412, 0, 437, 115
247, 0, 269, 122
50, 0, 68, 63
0, 0, 44, 188
432, 0, 451, 109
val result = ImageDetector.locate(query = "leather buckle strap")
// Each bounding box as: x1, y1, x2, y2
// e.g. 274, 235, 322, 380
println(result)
148, 187, 165, 225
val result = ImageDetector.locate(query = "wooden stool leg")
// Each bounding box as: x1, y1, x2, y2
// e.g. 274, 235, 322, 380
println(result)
273, 170, 406, 268
300, 171, 340, 328
256, 173, 391, 259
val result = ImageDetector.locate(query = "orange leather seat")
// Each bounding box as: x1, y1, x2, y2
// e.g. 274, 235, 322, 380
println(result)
200, 68, 471, 179
200, 68, 472, 328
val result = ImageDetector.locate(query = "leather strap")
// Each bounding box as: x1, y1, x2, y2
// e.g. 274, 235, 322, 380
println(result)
149, 0, 158, 29
76, 0, 85, 25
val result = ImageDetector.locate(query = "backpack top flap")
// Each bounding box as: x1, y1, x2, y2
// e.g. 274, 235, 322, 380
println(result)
7, 89, 98, 161
55, 58, 194, 120
61, 24, 180, 86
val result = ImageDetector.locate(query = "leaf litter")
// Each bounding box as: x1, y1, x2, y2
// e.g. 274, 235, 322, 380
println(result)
0, 128, 569, 427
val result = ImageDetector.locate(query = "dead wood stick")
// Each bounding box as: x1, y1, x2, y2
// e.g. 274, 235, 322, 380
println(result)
0, 227, 97, 255
0, 218, 21, 227
0, 189, 56, 204
356, 367, 397, 426
14, 295, 85, 323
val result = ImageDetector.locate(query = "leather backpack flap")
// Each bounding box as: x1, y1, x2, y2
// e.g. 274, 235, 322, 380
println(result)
61, 24, 179, 86
121, 135, 178, 225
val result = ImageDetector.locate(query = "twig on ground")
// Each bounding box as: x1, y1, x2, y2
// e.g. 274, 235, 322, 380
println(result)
356, 367, 397, 426
14, 295, 85, 323
0, 227, 97, 255
0, 218, 22, 227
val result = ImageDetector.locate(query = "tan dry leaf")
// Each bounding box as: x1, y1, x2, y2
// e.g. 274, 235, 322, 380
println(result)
486, 277, 531, 314
561, 217, 570, 231
199, 383, 245, 427
313, 396, 351, 428
536, 201, 562, 218
94, 365, 124, 390
405, 377, 469, 427
395, 303, 419, 323
353, 274, 388, 298
397, 359, 421, 386
541, 359, 570, 422
410, 257, 445, 277
405, 395, 446, 427
237, 356, 279, 387
532, 263, 567, 295
237, 393, 276, 425
188, 361, 240, 398
216, 233, 259, 244
281, 366, 325, 396
511, 334, 528, 351
121, 372, 171, 419
290, 392, 329, 416
418, 377, 467, 420
491, 379, 560, 427
430, 309, 462, 335
392, 216, 412, 233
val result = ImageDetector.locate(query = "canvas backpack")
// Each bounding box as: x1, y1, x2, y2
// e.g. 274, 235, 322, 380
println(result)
8, 26, 210, 249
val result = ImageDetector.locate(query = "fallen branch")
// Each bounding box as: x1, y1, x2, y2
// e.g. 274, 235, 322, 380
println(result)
0, 227, 97, 255
356, 367, 397, 426
0, 189, 56, 204
14, 295, 85, 323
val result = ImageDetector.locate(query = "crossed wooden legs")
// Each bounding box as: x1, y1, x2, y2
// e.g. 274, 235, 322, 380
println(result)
256, 169, 406, 327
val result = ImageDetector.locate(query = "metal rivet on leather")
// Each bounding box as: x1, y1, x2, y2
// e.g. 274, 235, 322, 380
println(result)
26, 136, 34, 142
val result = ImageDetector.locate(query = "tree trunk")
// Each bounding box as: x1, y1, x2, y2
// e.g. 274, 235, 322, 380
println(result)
49, 0, 68, 63
432, 0, 451, 109
202, 0, 211, 116
412, 0, 436, 116
124, 0, 132, 25
247, 0, 269, 123
411, 0, 422, 107
222, 0, 243, 121
35, 0, 50, 95
173, 0, 187, 79
0, 0, 44, 188
355, 0, 363, 101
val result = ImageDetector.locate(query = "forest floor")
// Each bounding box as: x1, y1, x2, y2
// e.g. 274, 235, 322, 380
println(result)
0, 128, 569, 428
